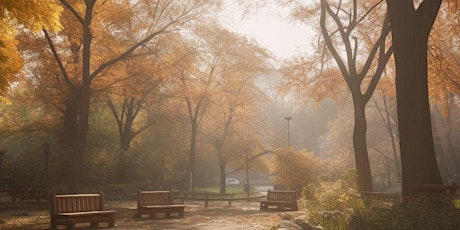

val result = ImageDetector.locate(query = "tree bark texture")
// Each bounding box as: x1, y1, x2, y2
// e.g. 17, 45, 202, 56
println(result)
352, 95, 374, 191
67, 0, 95, 193
386, 0, 443, 196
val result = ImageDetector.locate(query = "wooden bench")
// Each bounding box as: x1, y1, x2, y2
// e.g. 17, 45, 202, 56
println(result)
173, 191, 234, 208
135, 191, 186, 218
413, 183, 459, 205
414, 183, 458, 195
260, 189, 298, 211
50, 193, 116, 230
8, 186, 40, 203
358, 191, 400, 203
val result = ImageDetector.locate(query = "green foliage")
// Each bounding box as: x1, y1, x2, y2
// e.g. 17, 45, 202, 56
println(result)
300, 171, 460, 229
350, 198, 460, 230
299, 170, 361, 229
300, 170, 359, 212
0, 133, 52, 186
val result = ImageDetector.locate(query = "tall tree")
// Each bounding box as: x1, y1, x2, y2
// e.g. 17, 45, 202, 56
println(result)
281, 0, 392, 191
386, 0, 443, 196
44, 0, 211, 192
428, 4, 460, 178
320, 0, 393, 192
196, 25, 268, 193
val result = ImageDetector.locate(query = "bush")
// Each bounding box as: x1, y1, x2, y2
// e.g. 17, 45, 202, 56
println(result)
351, 197, 460, 230
269, 148, 323, 192
299, 170, 361, 229
300, 169, 360, 212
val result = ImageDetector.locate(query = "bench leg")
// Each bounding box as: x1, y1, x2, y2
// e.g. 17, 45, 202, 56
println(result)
108, 217, 116, 227
50, 220, 57, 230
260, 202, 268, 210
277, 204, 283, 211
66, 221, 75, 230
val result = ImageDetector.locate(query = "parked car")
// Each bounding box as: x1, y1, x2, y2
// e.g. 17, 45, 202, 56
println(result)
225, 178, 240, 185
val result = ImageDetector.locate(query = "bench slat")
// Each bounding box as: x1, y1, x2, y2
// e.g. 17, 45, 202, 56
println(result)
50, 193, 116, 230
260, 190, 298, 211
136, 191, 185, 218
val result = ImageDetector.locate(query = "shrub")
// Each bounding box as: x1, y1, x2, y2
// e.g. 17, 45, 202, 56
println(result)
300, 170, 361, 229
269, 148, 323, 192
350, 197, 460, 230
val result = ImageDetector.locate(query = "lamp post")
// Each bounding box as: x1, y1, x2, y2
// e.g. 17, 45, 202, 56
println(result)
284, 117, 293, 147
0, 150, 4, 185
42, 142, 50, 176
245, 151, 249, 201
42, 142, 50, 198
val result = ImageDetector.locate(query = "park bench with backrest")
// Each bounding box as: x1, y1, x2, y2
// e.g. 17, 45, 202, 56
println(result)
8, 185, 40, 203
135, 190, 186, 218
50, 193, 116, 230
260, 189, 298, 211
358, 191, 400, 203
414, 183, 458, 195
413, 183, 459, 206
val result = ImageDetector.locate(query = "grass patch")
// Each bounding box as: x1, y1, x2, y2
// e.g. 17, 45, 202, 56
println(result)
195, 186, 244, 194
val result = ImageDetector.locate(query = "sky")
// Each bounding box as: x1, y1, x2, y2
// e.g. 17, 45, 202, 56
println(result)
219, 1, 314, 60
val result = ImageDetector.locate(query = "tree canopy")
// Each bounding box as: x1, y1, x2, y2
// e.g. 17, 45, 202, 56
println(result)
0, 0, 62, 95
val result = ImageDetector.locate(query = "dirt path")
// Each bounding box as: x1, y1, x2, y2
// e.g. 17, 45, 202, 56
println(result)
1, 199, 292, 229
110, 200, 283, 230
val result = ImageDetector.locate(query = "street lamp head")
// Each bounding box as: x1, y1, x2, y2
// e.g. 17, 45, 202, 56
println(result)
284, 116, 292, 121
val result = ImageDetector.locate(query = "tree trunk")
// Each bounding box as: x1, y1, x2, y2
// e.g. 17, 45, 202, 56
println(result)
382, 95, 401, 182
219, 158, 226, 194
62, 96, 78, 148
352, 95, 373, 192
387, 0, 443, 196
67, 0, 95, 193
441, 101, 459, 175
188, 124, 197, 191
431, 109, 449, 182
68, 86, 91, 193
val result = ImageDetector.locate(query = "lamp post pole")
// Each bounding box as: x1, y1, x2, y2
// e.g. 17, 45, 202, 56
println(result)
284, 117, 293, 147
42, 142, 50, 199
0, 150, 4, 185
246, 151, 249, 201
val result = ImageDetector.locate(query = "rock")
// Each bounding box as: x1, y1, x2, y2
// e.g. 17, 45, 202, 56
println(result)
317, 210, 343, 218
277, 220, 324, 230
279, 220, 303, 230
298, 222, 324, 230
280, 213, 294, 220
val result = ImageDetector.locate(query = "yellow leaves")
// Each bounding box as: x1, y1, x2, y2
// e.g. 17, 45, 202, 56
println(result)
279, 54, 346, 105
269, 148, 323, 191
0, 95, 10, 104
427, 1, 460, 109
0, 18, 22, 95
0, 0, 63, 33
0, 0, 62, 95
